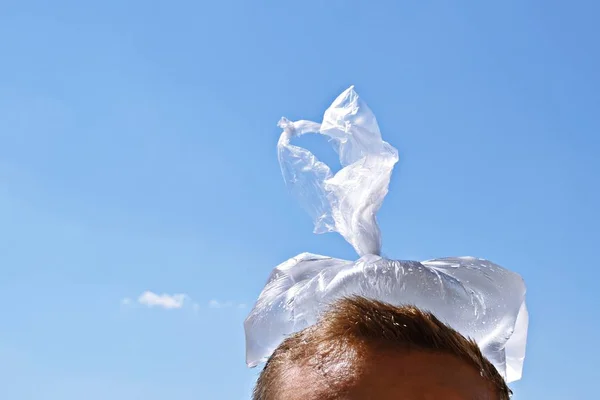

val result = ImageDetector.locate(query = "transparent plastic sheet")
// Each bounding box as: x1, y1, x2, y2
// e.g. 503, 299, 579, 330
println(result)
244, 87, 529, 383
276, 86, 398, 256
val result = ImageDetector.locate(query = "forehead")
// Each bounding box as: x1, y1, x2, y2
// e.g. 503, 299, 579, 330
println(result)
278, 350, 497, 400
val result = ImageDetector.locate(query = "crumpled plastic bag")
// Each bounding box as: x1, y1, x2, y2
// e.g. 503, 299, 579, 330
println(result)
244, 87, 528, 383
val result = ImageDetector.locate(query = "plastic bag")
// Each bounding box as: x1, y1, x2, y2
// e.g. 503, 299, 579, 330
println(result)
244, 87, 528, 383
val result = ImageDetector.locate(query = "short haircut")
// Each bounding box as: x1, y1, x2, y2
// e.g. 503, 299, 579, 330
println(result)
253, 296, 511, 400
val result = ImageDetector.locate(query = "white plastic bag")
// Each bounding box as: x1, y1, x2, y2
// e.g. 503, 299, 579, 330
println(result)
244, 87, 528, 383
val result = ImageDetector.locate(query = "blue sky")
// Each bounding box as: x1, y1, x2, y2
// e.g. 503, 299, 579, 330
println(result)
1, 1, 598, 399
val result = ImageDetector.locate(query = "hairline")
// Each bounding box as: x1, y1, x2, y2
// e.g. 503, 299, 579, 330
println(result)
253, 297, 511, 400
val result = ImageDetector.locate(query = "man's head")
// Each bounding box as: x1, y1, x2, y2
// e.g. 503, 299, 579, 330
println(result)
253, 297, 510, 400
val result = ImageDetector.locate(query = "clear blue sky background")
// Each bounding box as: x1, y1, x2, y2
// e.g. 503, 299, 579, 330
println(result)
1, 1, 598, 399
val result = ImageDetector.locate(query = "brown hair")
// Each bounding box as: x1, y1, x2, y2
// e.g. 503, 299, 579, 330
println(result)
253, 296, 511, 400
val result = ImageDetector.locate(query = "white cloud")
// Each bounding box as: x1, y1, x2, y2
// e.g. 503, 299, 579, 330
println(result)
137, 291, 187, 309
208, 299, 224, 308
120, 293, 246, 311
208, 299, 246, 309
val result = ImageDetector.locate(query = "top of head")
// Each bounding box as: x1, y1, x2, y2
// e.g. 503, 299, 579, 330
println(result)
253, 296, 511, 400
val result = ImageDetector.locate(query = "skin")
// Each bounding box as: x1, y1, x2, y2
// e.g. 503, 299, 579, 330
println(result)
278, 349, 499, 400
